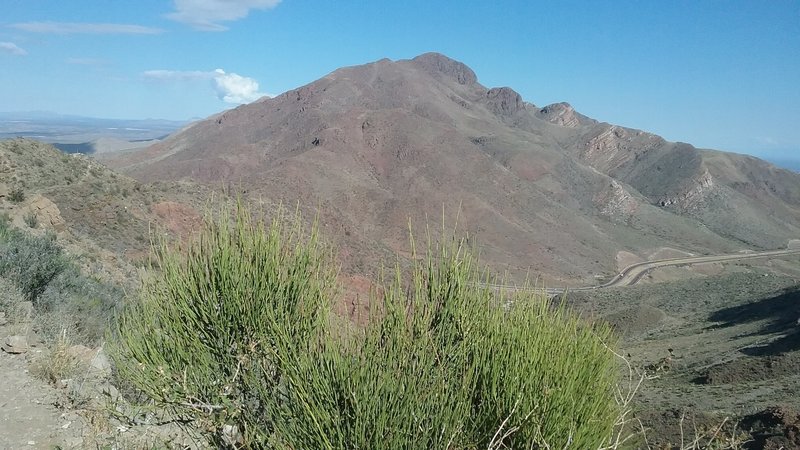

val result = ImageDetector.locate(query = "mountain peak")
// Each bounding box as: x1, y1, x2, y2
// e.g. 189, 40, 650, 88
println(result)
411, 52, 477, 85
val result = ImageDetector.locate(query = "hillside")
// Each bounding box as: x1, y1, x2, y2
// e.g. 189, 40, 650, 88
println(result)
0, 138, 212, 283
101, 53, 800, 286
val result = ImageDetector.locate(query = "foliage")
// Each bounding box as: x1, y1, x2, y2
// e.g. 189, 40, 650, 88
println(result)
0, 223, 122, 345
8, 187, 25, 203
0, 228, 68, 303
112, 202, 621, 449
273, 235, 620, 449
110, 202, 336, 447
35, 266, 123, 344
30, 331, 80, 384
24, 211, 38, 228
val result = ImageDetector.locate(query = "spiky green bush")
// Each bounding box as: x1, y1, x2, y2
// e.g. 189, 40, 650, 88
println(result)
111, 203, 620, 449
272, 237, 620, 449
110, 203, 336, 447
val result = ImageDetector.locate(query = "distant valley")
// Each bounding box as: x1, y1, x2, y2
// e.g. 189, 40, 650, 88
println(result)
0, 111, 186, 154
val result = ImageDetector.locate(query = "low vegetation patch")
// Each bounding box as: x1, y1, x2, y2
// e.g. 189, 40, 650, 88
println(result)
111, 202, 622, 449
0, 215, 122, 345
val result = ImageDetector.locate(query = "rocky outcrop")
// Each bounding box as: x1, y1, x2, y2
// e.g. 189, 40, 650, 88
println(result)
2, 335, 30, 354
537, 102, 590, 127
485, 87, 523, 116
412, 52, 477, 85
23, 195, 68, 233
657, 168, 715, 211
594, 180, 640, 222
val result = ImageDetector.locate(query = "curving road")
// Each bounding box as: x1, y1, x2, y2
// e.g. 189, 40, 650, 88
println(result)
484, 247, 800, 295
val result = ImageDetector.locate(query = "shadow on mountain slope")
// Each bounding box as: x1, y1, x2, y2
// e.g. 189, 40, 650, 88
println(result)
708, 287, 800, 355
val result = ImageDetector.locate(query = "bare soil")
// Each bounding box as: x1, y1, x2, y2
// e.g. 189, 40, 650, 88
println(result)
0, 328, 83, 449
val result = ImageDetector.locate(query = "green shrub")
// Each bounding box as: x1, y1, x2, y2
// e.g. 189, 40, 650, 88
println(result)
111, 203, 620, 448
273, 236, 620, 449
110, 202, 336, 447
0, 230, 68, 304
0, 226, 119, 345
0, 212, 10, 237
35, 266, 123, 344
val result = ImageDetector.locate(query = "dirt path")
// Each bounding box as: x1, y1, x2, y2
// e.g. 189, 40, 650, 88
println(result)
0, 331, 82, 449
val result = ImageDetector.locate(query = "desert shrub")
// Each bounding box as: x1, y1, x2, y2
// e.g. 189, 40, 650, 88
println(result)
35, 266, 123, 344
112, 202, 621, 449
0, 213, 10, 239
24, 211, 38, 228
110, 202, 336, 447
0, 225, 121, 345
273, 237, 620, 449
0, 229, 68, 303
0, 276, 27, 322
30, 331, 80, 383
8, 187, 25, 203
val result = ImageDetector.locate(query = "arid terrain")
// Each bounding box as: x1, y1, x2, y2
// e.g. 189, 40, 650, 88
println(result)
100, 53, 800, 289
1, 53, 799, 448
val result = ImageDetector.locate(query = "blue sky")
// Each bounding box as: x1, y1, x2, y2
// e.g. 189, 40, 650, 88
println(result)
1, 1, 799, 161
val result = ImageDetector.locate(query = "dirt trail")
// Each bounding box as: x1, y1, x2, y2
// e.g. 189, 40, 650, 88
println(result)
0, 329, 81, 449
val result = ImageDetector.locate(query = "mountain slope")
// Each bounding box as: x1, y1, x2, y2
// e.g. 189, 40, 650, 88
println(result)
101, 53, 800, 285
0, 139, 213, 284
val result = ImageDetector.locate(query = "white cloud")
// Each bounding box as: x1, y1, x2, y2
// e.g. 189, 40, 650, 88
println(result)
0, 42, 27, 56
143, 68, 268, 104
166, 0, 281, 31
212, 69, 266, 103
10, 22, 163, 35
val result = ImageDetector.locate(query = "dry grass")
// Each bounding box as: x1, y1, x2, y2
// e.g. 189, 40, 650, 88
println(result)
30, 330, 80, 384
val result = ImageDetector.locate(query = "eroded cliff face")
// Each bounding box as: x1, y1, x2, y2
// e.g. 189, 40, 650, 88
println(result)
485, 87, 525, 116
594, 179, 640, 222
656, 168, 716, 212
581, 126, 666, 174
537, 102, 585, 128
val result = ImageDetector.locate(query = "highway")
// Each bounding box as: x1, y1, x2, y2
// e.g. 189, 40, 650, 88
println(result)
483, 247, 800, 295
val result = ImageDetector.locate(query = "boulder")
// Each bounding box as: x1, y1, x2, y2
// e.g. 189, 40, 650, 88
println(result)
2, 335, 29, 354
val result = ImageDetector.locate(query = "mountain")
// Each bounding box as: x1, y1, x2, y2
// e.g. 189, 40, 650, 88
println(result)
101, 53, 800, 286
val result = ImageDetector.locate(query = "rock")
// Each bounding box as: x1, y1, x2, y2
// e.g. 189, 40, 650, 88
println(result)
2, 335, 29, 354
0, 311, 7, 326
485, 87, 523, 116
222, 424, 243, 446
67, 345, 111, 377
100, 382, 121, 404
90, 349, 112, 376
412, 52, 477, 85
